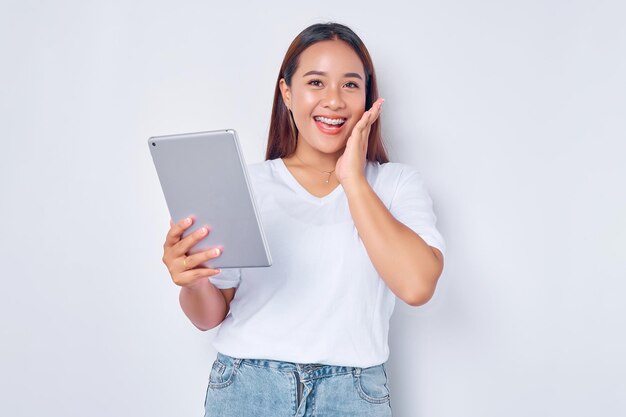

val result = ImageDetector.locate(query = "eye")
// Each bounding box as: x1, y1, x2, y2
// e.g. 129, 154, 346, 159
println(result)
344, 81, 359, 89
308, 79, 323, 87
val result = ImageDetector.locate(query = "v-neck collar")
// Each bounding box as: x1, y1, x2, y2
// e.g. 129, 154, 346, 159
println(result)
274, 158, 344, 205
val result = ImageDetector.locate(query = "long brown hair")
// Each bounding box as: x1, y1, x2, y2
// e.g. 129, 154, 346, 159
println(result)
265, 22, 389, 163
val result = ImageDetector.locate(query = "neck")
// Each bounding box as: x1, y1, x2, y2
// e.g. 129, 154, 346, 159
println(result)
291, 135, 343, 171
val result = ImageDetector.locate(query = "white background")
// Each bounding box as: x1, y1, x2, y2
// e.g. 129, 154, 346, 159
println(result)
1, 1, 625, 416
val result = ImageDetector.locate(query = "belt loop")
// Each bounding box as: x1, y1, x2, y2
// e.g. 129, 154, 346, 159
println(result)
353, 367, 362, 377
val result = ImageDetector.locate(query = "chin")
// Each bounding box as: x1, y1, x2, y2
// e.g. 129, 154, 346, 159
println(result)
298, 127, 349, 155
315, 139, 347, 155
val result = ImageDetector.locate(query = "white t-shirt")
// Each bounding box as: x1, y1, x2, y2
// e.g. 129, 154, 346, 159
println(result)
209, 158, 445, 368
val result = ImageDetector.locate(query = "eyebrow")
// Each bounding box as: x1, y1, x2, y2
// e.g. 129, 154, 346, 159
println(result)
302, 70, 363, 80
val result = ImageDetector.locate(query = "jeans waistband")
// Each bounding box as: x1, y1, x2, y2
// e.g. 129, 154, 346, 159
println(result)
216, 352, 367, 381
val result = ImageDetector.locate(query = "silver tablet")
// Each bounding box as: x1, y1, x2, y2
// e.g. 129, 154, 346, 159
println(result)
148, 129, 272, 268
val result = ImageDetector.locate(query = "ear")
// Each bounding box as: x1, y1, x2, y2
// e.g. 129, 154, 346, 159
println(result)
279, 78, 292, 110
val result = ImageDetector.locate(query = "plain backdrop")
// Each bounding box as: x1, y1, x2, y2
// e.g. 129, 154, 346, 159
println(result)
1, 1, 625, 416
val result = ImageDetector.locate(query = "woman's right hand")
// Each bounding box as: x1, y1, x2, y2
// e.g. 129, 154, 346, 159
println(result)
162, 216, 223, 289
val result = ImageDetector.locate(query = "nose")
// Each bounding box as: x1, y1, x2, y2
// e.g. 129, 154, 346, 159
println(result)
321, 85, 346, 110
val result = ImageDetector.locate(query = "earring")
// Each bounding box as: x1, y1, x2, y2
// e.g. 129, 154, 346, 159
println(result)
288, 109, 298, 143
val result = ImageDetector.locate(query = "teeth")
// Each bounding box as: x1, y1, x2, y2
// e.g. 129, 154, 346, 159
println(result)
314, 116, 346, 125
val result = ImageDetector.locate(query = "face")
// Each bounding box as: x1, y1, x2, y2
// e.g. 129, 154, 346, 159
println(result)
280, 40, 367, 159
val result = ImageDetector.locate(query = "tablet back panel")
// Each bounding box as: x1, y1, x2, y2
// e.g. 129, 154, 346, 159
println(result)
148, 129, 272, 268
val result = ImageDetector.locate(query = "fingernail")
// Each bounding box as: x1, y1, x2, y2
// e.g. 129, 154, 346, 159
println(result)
214, 248, 221, 256
200, 227, 207, 234
185, 217, 191, 225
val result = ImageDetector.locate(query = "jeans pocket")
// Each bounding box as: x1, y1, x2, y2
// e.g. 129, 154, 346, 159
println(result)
208, 354, 238, 390
353, 364, 391, 404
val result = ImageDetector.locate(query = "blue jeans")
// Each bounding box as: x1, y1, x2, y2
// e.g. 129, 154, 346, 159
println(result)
204, 352, 393, 417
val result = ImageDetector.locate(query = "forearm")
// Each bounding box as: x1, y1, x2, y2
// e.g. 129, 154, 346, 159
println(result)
343, 177, 443, 306
179, 280, 227, 331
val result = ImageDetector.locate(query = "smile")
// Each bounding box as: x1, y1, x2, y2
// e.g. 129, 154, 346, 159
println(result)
313, 116, 346, 126
313, 116, 347, 135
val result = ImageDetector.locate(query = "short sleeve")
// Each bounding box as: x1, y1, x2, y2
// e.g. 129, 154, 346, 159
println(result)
389, 166, 446, 257
209, 268, 241, 289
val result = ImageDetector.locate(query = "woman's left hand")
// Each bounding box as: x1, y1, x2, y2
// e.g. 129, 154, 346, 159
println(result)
335, 98, 384, 186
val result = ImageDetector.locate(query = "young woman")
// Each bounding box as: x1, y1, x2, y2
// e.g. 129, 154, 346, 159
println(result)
161, 22, 445, 417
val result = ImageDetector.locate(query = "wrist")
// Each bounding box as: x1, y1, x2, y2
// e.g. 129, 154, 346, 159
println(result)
183, 278, 212, 293
341, 175, 369, 196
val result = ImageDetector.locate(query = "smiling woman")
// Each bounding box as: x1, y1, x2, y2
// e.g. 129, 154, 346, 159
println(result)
280, 40, 367, 160
266, 23, 387, 167
162, 22, 446, 417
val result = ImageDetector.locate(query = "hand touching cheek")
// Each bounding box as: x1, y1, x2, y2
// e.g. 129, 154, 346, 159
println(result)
335, 98, 384, 185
